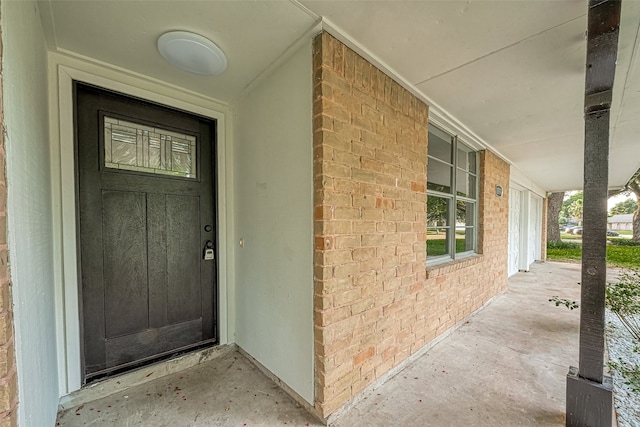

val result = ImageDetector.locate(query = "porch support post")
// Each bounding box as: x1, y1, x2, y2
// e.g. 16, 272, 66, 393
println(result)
566, 1, 621, 426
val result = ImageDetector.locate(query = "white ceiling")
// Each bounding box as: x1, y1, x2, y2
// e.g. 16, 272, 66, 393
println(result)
39, 0, 640, 192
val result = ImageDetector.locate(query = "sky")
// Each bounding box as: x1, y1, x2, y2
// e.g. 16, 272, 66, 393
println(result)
564, 190, 636, 211
608, 192, 637, 210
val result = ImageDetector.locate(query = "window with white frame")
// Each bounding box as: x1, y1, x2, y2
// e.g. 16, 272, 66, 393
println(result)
426, 125, 478, 263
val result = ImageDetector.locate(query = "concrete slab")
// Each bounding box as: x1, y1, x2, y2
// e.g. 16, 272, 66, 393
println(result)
56, 350, 323, 426
57, 261, 593, 426
332, 262, 585, 427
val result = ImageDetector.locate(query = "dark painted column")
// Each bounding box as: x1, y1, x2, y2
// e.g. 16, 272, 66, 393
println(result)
580, 109, 610, 383
566, 1, 621, 426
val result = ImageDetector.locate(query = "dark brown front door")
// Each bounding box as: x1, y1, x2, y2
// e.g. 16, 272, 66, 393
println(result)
75, 83, 217, 382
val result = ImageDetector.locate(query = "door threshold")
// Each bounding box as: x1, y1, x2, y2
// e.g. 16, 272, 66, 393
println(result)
58, 344, 235, 411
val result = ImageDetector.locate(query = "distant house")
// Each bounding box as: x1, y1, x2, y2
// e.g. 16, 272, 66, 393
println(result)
608, 214, 634, 231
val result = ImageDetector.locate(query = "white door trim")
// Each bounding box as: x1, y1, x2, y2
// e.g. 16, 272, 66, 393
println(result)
50, 61, 233, 396
508, 188, 521, 276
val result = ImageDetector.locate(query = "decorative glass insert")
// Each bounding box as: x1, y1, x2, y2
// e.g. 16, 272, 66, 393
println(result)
104, 116, 197, 178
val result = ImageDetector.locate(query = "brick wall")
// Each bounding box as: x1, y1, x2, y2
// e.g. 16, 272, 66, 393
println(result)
312, 32, 510, 418
0, 33, 18, 427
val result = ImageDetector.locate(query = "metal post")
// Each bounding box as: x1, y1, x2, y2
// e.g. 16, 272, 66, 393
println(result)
566, 1, 621, 426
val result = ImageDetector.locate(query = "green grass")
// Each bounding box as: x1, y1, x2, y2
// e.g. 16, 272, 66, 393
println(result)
560, 232, 582, 240
547, 241, 640, 268
608, 238, 640, 247
606, 246, 640, 268
617, 230, 633, 235
427, 238, 469, 256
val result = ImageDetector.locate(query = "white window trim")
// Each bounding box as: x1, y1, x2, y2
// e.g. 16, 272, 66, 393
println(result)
426, 126, 479, 266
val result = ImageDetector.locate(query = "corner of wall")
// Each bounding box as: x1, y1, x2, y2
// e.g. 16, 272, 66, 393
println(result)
312, 31, 430, 417
0, 17, 19, 426
233, 40, 314, 404
312, 32, 512, 420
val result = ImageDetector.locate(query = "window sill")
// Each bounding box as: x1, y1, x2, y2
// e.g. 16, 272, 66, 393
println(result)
425, 254, 484, 279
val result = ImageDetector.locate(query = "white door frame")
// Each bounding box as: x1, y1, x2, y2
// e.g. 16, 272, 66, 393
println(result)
528, 194, 543, 264
509, 181, 544, 275
50, 60, 233, 396
508, 186, 523, 276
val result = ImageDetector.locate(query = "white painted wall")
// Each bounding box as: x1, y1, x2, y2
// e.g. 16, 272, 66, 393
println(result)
1, 1, 59, 425
234, 42, 314, 403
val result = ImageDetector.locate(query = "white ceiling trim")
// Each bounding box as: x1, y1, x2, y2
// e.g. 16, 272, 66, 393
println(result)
51, 48, 232, 109
37, 0, 58, 51
317, 17, 549, 194
239, 20, 322, 102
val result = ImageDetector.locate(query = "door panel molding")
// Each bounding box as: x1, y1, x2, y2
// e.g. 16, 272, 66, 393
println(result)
76, 83, 216, 380
52, 63, 231, 396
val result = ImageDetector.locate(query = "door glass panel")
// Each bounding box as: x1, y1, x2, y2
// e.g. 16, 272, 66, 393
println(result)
104, 116, 197, 178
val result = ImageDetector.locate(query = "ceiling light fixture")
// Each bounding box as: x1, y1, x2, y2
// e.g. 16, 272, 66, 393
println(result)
157, 31, 227, 76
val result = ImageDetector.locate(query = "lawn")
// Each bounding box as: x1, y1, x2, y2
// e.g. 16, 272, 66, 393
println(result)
547, 241, 640, 268
560, 232, 582, 240
427, 238, 469, 256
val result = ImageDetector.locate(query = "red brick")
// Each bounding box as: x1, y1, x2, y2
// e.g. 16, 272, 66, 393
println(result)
313, 32, 510, 419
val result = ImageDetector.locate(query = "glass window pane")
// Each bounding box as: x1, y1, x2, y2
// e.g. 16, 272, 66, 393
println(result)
427, 196, 451, 259
455, 201, 476, 253
427, 195, 450, 227
456, 170, 476, 198
428, 126, 452, 163
456, 200, 476, 228
104, 116, 197, 179
427, 229, 450, 258
457, 142, 476, 173
427, 158, 452, 193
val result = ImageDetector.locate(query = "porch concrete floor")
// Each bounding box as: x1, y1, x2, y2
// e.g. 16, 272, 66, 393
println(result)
57, 261, 596, 426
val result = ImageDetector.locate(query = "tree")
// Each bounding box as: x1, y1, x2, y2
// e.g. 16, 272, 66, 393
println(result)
609, 198, 637, 215
627, 175, 640, 241
546, 192, 564, 242
567, 198, 584, 223
561, 191, 583, 221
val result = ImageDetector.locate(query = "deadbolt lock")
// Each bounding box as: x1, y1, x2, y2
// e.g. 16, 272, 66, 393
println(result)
203, 240, 214, 261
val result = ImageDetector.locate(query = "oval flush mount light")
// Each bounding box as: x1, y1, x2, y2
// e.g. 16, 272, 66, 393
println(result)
157, 31, 227, 75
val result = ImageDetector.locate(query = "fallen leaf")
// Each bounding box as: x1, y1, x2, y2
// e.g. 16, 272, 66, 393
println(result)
146, 372, 154, 377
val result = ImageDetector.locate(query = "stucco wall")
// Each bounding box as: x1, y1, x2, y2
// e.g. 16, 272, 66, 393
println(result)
1, 1, 58, 426
234, 42, 314, 403
312, 32, 510, 417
